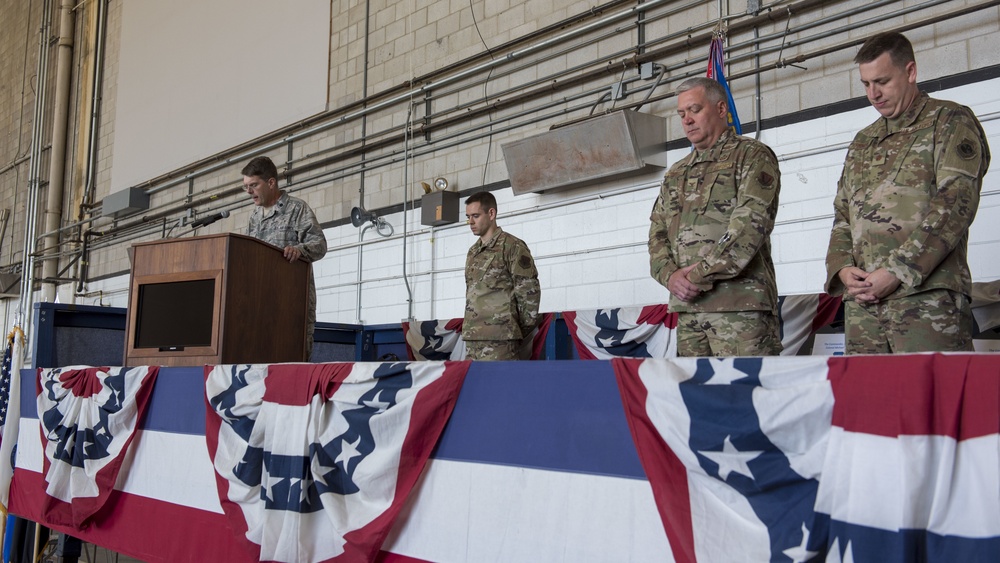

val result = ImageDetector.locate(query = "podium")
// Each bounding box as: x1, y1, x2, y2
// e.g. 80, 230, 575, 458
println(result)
123, 233, 309, 367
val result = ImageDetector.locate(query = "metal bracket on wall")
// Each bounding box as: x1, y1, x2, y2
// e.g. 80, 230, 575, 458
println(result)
611, 81, 626, 101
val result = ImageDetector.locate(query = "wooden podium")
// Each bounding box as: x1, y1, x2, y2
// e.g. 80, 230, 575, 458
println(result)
123, 233, 309, 367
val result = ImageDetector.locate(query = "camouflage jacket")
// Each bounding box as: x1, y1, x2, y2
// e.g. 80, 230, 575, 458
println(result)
825, 92, 990, 300
648, 129, 781, 313
247, 191, 328, 263
463, 227, 541, 341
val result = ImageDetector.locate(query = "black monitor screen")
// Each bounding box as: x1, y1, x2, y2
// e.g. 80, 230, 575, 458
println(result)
134, 279, 215, 349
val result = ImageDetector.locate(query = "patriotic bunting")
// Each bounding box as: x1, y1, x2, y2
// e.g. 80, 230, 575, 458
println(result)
612, 354, 1000, 562
36, 365, 158, 528
402, 313, 554, 361
205, 361, 468, 563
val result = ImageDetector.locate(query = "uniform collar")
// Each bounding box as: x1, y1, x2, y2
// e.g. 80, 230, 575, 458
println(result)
692, 129, 736, 163
261, 191, 289, 218
476, 226, 504, 250
885, 91, 927, 134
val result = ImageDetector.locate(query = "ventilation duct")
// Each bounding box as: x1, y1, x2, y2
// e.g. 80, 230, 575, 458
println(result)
502, 110, 667, 196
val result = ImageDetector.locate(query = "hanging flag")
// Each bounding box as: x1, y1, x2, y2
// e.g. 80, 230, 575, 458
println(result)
0, 327, 24, 514
36, 365, 159, 528
707, 31, 742, 135
205, 361, 469, 563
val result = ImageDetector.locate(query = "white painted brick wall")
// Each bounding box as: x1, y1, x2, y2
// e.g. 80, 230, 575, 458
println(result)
12, 1, 997, 326
305, 79, 1000, 325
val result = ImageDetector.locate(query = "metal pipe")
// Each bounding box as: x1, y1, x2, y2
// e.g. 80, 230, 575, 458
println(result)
402, 100, 414, 322
557, 0, 999, 127
134, 0, 637, 197
77, 0, 995, 257
719, 0, 954, 72
419, 0, 707, 116
40, 0, 76, 302
81, 0, 107, 211
291, 0, 832, 157
90, 0, 829, 208
19, 0, 54, 332
356, 223, 373, 324
359, 0, 371, 204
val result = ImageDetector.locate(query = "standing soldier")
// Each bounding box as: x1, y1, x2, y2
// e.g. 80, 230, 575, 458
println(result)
825, 32, 990, 354
462, 191, 540, 360
649, 77, 783, 357
243, 156, 328, 360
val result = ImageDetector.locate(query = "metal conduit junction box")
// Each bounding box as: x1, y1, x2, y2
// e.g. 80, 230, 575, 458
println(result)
501, 110, 668, 196
102, 187, 150, 218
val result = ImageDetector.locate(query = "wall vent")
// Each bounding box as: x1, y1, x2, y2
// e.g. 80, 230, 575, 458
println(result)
502, 110, 667, 196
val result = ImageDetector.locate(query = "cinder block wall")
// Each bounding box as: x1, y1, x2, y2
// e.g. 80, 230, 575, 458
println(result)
1, 0, 998, 328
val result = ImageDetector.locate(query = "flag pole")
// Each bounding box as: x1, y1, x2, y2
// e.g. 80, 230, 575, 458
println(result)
0, 514, 11, 563
0, 326, 25, 563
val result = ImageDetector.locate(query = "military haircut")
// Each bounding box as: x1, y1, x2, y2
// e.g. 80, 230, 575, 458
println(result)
854, 32, 915, 68
241, 156, 279, 181
466, 191, 498, 212
676, 76, 728, 106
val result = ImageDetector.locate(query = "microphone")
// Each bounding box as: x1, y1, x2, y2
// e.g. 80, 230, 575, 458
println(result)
189, 210, 230, 228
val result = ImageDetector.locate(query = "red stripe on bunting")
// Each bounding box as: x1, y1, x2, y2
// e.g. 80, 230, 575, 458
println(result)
827, 354, 1000, 440
611, 357, 695, 563
10, 468, 257, 563
560, 311, 599, 360
262, 363, 354, 405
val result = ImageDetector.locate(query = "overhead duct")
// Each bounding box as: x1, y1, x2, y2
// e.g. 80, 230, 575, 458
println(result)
502, 110, 667, 196
101, 186, 150, 218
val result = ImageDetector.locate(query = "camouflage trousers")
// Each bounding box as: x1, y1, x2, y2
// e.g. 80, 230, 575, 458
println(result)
844, 288, 973, 354
677, 311, 783, 357
465, 339, 520, 361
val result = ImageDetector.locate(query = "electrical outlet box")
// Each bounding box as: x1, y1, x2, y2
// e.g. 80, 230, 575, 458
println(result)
611, 81, 626, 100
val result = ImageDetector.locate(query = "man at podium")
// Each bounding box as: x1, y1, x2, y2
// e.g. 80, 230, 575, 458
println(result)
242, 156, 328, 359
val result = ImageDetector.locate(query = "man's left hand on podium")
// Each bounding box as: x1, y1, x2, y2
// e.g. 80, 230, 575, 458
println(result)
283, 246, 302, 262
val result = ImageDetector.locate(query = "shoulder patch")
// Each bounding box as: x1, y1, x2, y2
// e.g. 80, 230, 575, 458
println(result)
957, 139, 978, 160
518, 255, 532, 269
757, 171, 775, 188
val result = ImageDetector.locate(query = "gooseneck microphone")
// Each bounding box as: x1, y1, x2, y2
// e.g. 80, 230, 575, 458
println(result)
190, 210, 230, 228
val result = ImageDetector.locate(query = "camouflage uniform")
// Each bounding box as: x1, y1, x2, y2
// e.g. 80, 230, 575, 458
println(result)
825, 92, 990, 354
648, 129, 782, 357
463, 227, 540, 360
247, 191, 328, 359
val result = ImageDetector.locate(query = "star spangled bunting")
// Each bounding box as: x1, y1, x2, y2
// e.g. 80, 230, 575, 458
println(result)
563, 305, 678, 359
565, 296, 841, 359
205, 361, 468, 563
815, 354, 1000, 562
402, 314, 555, 360
35, 365, 159, 528
613, 355, 1000, 562
403, 318, 466, 361
613, 356, 833, 562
